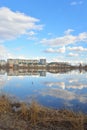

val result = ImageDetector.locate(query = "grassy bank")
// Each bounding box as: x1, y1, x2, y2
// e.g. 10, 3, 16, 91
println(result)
0, 95, 87, 130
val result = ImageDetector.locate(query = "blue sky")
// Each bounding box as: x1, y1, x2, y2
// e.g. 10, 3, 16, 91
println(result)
0, 0, 87, 63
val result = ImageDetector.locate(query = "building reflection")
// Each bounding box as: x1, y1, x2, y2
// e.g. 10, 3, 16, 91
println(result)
7, 68, 46, 77
0, 67, 87, 77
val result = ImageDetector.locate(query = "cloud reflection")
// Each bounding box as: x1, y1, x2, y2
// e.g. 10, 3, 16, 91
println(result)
0, 74, 7, 90
39, 88, 87, 103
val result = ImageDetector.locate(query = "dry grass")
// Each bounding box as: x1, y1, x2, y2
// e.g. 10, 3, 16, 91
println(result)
0, 95, 11, 114
0, 95, 87, 130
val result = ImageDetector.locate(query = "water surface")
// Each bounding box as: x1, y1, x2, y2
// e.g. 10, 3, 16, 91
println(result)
0, 69, 87, 113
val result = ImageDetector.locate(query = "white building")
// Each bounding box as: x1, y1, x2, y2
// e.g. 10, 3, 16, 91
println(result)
0, 60, 6, 66
7, 59, 40, 68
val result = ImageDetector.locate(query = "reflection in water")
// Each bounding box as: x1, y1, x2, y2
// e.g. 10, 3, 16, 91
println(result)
0, 68, 87, 112
0, 74, 7, 91
0, 66, 86, 76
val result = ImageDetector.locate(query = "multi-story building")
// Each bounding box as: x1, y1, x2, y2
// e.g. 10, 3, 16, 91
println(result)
7, 59, 19, 68
40, 59, 46, 65
0, 60, 6, 67
7, 59, 42, 68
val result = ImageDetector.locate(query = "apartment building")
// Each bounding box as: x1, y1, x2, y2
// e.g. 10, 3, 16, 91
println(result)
0, 60, 6, 67
7, 59, 46, 68
40, 59, 46, 65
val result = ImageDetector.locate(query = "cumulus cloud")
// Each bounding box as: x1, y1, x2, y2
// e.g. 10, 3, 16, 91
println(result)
0, 7, 43, 42
44, 46, 65, 53
40, 30, 87, 47
68, 46, 87, 52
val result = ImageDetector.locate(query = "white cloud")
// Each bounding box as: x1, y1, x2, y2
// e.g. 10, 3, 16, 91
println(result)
40, 30, 87, 47
0, 7, 43, 42
68, 46, 87, 52
64, 29, 74, 35
0, 45, 28, 60
41, 35, 76, 47
70, 1, 83, 6
44, 46, 65, 53
27, 31, 37, 36
0, 45, 14, 59
78, 32, 87, 41
44, 48, 54, 53
68, 52, 78, 57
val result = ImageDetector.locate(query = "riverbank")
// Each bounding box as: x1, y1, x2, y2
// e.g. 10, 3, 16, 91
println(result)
0, 95, 87, 130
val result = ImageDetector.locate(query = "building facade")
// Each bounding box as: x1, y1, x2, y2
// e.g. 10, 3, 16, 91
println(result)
7, 59, 46, 68
0, 60, 6, 67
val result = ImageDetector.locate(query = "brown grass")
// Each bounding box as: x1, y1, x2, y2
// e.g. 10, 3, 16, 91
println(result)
0, 95, 11, 113
0, 95, 87, 130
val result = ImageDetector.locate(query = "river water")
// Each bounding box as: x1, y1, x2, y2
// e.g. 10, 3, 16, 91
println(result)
0, 69, 87, 113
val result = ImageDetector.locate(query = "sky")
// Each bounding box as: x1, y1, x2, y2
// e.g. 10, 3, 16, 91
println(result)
0, 0, 87, 63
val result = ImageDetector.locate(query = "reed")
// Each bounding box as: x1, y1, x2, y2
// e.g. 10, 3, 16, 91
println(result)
0, 95, 87, 130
